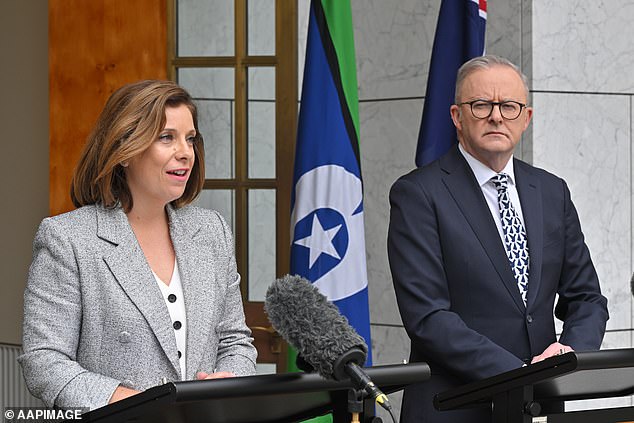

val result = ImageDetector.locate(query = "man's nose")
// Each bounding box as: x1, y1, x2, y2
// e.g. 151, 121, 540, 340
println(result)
488, 104, 504, 122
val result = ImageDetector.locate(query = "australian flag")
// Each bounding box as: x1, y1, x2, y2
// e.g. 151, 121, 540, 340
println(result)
415, 0, 487, 167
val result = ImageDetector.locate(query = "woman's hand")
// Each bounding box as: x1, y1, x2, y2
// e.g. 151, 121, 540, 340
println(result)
108, 385, 141, 404
196, 371, 235, 380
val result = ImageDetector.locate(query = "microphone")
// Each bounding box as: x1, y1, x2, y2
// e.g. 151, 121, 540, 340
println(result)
264, 274, 391, 411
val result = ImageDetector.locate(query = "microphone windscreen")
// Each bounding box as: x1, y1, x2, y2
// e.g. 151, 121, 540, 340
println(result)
264, 274, 367, 379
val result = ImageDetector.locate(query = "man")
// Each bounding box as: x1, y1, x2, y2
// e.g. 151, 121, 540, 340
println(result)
388, 55, 608, 422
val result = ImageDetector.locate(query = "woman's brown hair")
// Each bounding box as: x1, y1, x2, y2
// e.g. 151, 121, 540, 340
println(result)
70, 80, 205, 211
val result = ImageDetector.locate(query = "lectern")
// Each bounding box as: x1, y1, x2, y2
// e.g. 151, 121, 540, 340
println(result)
76, 363, 430, 423
434, 348, 634, 423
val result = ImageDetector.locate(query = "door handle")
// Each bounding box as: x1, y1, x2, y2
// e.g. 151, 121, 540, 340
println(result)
251, 326, 282, 354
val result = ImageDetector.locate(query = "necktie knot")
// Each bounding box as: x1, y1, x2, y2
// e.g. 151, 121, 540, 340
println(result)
491, 173, 509, 192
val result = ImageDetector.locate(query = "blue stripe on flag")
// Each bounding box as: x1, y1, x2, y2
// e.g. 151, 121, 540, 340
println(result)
292, 8, 361, 195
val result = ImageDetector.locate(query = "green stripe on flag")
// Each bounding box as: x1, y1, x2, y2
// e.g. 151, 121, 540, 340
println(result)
320, 0, 360, 145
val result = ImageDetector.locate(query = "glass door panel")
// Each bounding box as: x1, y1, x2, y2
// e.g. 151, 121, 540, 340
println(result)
247, 67, 276, 178
247, 189, 276, 301
178, 67, 236, 179
177, 0, 235, 56
179, 67, 234, 98
247, 0, 275, 55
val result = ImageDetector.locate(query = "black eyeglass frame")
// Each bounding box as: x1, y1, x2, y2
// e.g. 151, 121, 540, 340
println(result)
457, 100, 527, 120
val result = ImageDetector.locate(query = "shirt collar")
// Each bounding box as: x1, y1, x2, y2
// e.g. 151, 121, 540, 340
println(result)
458, 143, 517, 188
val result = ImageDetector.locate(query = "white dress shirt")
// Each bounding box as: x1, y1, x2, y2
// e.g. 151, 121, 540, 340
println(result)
153, 260, 188, 379
458, 143, 527, 248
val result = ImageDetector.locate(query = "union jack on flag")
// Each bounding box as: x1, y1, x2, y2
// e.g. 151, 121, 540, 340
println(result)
473, 0, 487, 19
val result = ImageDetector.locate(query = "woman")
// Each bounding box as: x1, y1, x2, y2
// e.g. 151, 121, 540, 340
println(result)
19, 80, 257, 410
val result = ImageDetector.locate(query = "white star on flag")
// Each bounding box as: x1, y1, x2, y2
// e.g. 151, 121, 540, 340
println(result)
294, 214, 342, 268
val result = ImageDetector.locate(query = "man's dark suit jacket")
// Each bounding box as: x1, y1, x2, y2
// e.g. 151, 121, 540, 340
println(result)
388, 145, 609, 423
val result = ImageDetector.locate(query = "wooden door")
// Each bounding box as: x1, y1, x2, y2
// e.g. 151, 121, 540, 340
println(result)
49, 0, 168, 215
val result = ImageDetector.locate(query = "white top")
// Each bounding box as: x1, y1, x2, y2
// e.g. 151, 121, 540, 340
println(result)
153, 260, 188, 379
458, 143, 527, 245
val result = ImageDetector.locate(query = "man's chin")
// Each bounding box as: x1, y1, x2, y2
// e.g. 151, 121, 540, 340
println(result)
482, 133, 511, 142
481, 137, 517, 151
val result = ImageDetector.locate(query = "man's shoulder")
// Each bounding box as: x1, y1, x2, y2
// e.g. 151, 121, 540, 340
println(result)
514, 158, 564, 185
392, 160, 444, 190
393, 146, 466, 187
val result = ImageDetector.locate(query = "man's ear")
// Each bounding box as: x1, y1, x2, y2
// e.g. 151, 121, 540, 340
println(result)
522, 106, 533, 131
450, 104, 462, 131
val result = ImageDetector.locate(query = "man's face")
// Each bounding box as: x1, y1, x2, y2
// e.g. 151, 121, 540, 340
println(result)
450, 65, 533, 170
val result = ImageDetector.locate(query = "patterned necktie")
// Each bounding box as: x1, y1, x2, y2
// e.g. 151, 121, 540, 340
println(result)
491, 173, 529, 305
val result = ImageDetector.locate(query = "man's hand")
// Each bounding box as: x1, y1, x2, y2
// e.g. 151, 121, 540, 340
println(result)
531, 342, 574, 364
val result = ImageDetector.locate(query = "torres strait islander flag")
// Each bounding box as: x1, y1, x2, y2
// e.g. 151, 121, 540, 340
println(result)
415, 0, 487, 167
289, 0, 372, 389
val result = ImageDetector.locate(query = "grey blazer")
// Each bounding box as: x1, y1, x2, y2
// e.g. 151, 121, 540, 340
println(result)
19, 204, 257, 410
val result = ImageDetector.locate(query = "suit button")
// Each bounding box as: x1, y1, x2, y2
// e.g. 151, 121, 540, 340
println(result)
173, 321, 182, 330
118, 331, 131, 343
526, 315, 533, 323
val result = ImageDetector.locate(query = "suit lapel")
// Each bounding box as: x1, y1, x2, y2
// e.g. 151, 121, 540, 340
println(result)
167, 207, 216, 379
514, 161, 543, 310
96, 206, 181, 377
440, 148, 526, 313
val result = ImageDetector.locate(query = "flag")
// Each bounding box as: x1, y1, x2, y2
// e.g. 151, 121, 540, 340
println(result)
415, 0, 487, 167
290, 0, 372, 381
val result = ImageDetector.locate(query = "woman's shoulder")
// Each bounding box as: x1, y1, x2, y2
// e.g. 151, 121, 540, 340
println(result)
171, 205, 234, 247
40, 204, 99, 230
32, 205, 104, 250
173, 205, 228, 227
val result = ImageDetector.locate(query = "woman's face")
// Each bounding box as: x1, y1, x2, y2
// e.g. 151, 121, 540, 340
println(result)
125, 104, 196, 209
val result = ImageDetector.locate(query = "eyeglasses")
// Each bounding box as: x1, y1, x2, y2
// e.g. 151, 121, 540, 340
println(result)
458, 100, 527, 120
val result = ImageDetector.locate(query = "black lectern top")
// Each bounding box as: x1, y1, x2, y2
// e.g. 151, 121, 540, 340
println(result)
79, 362, 430, 423
434, 348, 634, 411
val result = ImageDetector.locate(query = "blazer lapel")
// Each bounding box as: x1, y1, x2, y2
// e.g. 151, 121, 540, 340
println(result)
514, 161, 543, 310
96, 206, 181, 377
167, 207, 217, 379
440, 148, 526, 313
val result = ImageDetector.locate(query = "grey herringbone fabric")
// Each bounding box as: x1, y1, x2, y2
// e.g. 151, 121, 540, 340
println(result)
19, 204, 257, 410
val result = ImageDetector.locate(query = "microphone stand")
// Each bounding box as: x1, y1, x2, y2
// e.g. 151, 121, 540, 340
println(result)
347, 388, 365, 423
347, 387, 384, 423
332, 349, 388, 423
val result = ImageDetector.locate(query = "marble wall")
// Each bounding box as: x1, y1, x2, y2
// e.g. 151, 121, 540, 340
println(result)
529, 0, 634, 412
348, 0, 634, 419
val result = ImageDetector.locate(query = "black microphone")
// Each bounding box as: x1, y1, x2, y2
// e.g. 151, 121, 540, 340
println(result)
264, 274, 391, 411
